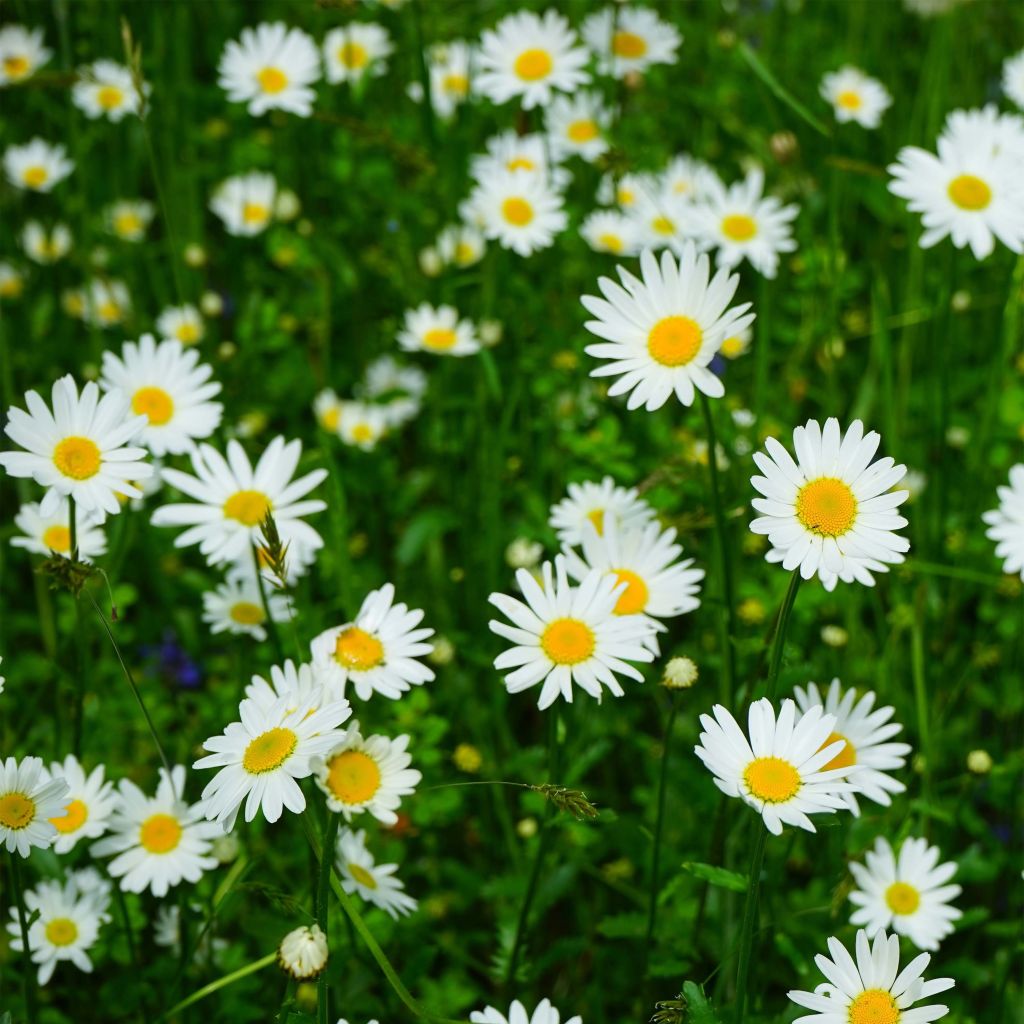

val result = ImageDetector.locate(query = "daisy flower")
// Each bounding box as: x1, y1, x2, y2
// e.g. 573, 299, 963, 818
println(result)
581, 245, 756, 411
940, 105, 1024, 160
0, 756, 69, 857
437, 223, 486, 268
694, 698, 858, 835
545, 91, 610, 163
154, 903, 227, 964
310, 582, 435, 701
72, 60, 147, 121
661, 154, 721, 202
788, 929, 954, 1024
598, 170, 659, 211
820, 66, 892, 128
105, 199, 155, 242
338, 402, 390, 450
323, 23, 392, 84
749, 418, 910, 588
218, 22, 321, 117
580, 209, 642, 257
336, 827, 418, 918
12, 498, 107, 561
466, 168, 567, 257
0, 374, 152, 518
91, 767, 219, 897
202, 576, 290, 642
983, 464, 1024, 578
471, 999, 580, 1024
793, 678, 911, 813
313, 388, 344, 433
195, 693, 352, 831
849, 836, 962, 951
210, 172, 278, 237
21, 221, 72, 264
1003, 49, 1024, 110
476, 9, 590, 110
424, 39, 475, 119
40, 755, 116, 854
398, 303, 480, 357
3, 138, 74, 192
627, 187, 692, 255
313, 723, 421, 824
360, 357, 426, 428
244, 659, 332, 714
471, 131, 571, 190
549, 475, 655, 545
151, 435, 327, 565
581, 6, 682, 78
157, 303, 205, 346
0, 261, 26, 299
720, 324, 753, 359
278, 924, 328, 980
83, 278, 131, 328
0, 24, 52, 86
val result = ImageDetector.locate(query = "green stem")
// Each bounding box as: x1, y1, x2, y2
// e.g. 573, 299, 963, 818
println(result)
160, 952, 277, 1019
765, 573, 802, 701
911, 587, 931, 829
69, 495, 87, 758
732, 826, 768, 1024
317, 813, 340, 1024
10, 853, 38, 1024
251, 543, 284, 663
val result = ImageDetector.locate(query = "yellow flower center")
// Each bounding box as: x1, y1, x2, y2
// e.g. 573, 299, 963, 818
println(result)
611, 568, 649, 615
506, 157, 535, 171
567, 119, 599, 143
348, 862, 378, 888
114, 212, 142, 237
613, 30, 648, 58
513, 48, 553, 81
4, 55, 30, 79
837, 89, 863, 110
947, 173, 992, 211
257, 66, 288, 93
443, 72, 468, 96
97, 85, 124, 110
618, 187, 635, 206
45, 918, 79, 947
326, 750, 382, 804
454, 240, 476, 264
720, 335, 746, 358
98, 300, 121, 322
796, 477, 858, 537
132, 386, 175, 425
586, 508, 605, 534
848, 989, 901, 1024
423, 327, 458, 351
647, 315, 703, 367
885, 881, 921, 916
243, 202, 269, 225
0, 276, 23, 298
42, 525, 72, 553
334, 626, 384, 670
502, 197, 534, 227
242, 727, 298, 774
721, 214, 758, 241
223, 490, 272, 527
0, 792, 36, 829
743, 756, 801, 803
651, 215, 676, 235
597, 233, 623, 253
230, 601, 266, 626
351, 423, 374, 443
22, 165, 48, 188
819, 731, 857, 771
339, 41, 369, 69
540, 617, 595, 665
50, 798, 88, 834
176, 322, 200, 344
139, 812, 183, 853
53, 436, 102, 480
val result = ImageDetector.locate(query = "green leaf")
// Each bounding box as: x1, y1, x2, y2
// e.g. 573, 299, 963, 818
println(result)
680, 862, 750, 893
682, 981, 721, 1024
737, 42, 831, 137
596, 912, 647, 939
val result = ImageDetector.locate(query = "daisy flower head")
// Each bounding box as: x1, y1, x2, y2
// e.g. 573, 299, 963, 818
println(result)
627, 185, 692, 254
202, 576, 290, 642
0, 374, 151, 517
749, 418, 910, 588
1003, 49, 1024, 110
788, 928, 954, 1024
83, 278, 132, 329
469, 130, 570, 190
105, 199, 155, 242
476, 9, 590, 110
437, 222, 486, 268
983, 464, 1024, 579
4, 138, 74, 192
72, 60, 147, 121
12, 498, 107, 561
278, 923, 328, 980
580, 209, 642, 257
488, 555, 656, 710
820, 66, 892, 128
549, 475, 655, 545
720, 323, 753, 360
310, 582, 435, 701
314, 388, 344, 433
0, 25, 52, 85
0, 261, 26, 300
218, 22, 321, 117
424, 39, 475, 119
338, 402, 390, 450
661, 154, 721, 203
940, 104, 1024, 161
360, 355, 428, 423
40, 755, 116, 854
90, 766, 219, 897
695, 698, 859, 835
244, 659, 333, 715
336, 827, 418, 918
471, 999, 581, 1024
152, 435, 327, 565
324, 23, 392, 84
598, 170, 659, 211
581, 245, 756, 411
157, 303, 205, 346
545, 91, 611, 163
850, 836, 962, 952
398, 303, 480, 357
793, 678, 911, 813
21, 221, 72, 264
0, 756, 70, 857
313, 723, 421, 824
210, 171, 278, 236
466, 168, 567, 257
581, 6, 682, 78
194, 693, 352, 831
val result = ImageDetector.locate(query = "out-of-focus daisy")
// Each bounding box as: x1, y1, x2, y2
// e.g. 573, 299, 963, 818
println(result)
469, 130, 570, 190
694, 698, 858, 835
720, 324, 753, 359
545, 91, 610, 163
360, 356, 427, 427
338, 403, 389, 450
310, 582, 435, 701
820, 66, 892, 128
39, 756, 116, 854
0, 756, 69, 857
4, 138, 74, 192
398, 303, 480, 357
21, 221, 72, 264
202, 576, 290, 642
154, 903, 227, 964
323, 23, 392, 84
750, 418, 910, 588
313, 388, 344, 432
788, 929, 954, 1024
278, 924, 328, 980
218, 22, 321, 117
105, 199, 155, 242
152, 435, 327, 565
423, 39, 475, 119
466, 168, 567, 257
0, 25, 52, 86
793, 678, 910, 813
849, 836, 961, 951
1, 374, 151, 518
437, 223, 486, 268
581, 245, 756, 410
12, 498, 107, 561
0, 261, 26, 299
661, 154, 720, 202
210, 171, 278, 236
983, 463, 1024, 579
549, 476, 655, 545
72, 60, 147, 121
336, 827, 417, 918
580, 210, 642, 257
581, 6, 682, 78
940, 105, 1024, 160
628, 187, 692, 255
1003, 49, 1024, 110
83, 278, 131, 328
156, 304, 205, 346
244, 659, 331, 714
599, 170, 658, 210
471, 999, 581, 1024
313, 723, 421, 824
476, 9, 590, 110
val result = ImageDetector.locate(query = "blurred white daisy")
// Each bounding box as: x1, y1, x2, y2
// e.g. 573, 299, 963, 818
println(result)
72, 60, 147, 121
661, 154, 721, 202
545, 91, 610, 163
313, 388, 344, 433
581, 6, 682, 78
580, 210, 642, 257
471, 999, 581, 1024
549, 475, 655, 545
820, 66, 892, 128
982, 463, 1024, 579
323, 23, 392, 84
0, 756, 69, 857
398, 302, 480, 357
3, 138, 74, 192
598, 170, 659, 211
21, 221, 72, 264
210, 171, 278, 236
720, 324, 753, 359
202, 576, 290, 642
437, 223, 486, 268
40, 755, 116, 854
466, 168, 567, 257
423, 39, 475, 119
105, 199, 155, 242
12, 498, 107, 561
940, 104, 1024, 159
156, 303, 205, 346
338, 402, 390, 450
0, 261, 26, 299
82, 278, 131, 329
0, 24, 52, 85
336, 827, 417, 918
469, 130, 570, 189
627, 185, 692, 254
1003, 49, 1024, 110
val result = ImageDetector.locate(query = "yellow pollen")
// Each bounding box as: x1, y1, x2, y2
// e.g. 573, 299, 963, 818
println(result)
326, 750, 382, 804
242, 202, 269, 225
42, 525, 72, 553
819, 730, 857, 771
506, 157, 536, 171
132, 386, 175, 425
796, 477, 858, 537
847, 989, 901, 1024
176, 322, 200, 344
257, 66, 288, 93
647, 315, 703, 367
339, 41, 369, 69
837, 89, 863, 110
586, 508, 605, 535
334, 626, 385, 671
230, 601, 265, 626
540, 617, 595, 665
22, 165, 48, 188
618, 187, 635, 206
50, 798, 88, 834
97, 85, 124, 110
348, 862, 378, 888
114, 212, 142, 237
242, 727, 298, 774
0, 792, 36, 829
513, 48, 553, 81
721, 213, 758, 241
651, 215, 675, 235
320, 407, 341, 431
45, 918, 79, 947
53, 436, 101, 480
885, 882, 921, 916
223, 490, 272, 527
611, 569, 649, 615
612, 30, 648, 58
4, 55, 31, 79
423, 327, 458, 351
139, 812, 183, 853
443, 72, 468, 95
598, 233, 624, 253
567, 119, 599, 143
351, 423, 374, 443
743, 756, 801, 803
502, 197, 534, 227
947, 173, 991, 211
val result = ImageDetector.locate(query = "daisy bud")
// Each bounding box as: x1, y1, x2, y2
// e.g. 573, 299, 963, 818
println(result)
662, 656, 698, 690
505, 537, 543, 570
212, 833, 241, 864
820, 625, 848, 648
945, 425, 969, 448
517, 817, 538, 839
184, 243, 206, 267
737, 597, 766, 625
277, 924, 328, 981
428, 636, 455, 666
274, 188, 301, 221
479, 319, 503, 346
200, 290, 223, 317
418, 246, 442, 277
967, 749, 993, 774
769, 130, 799, 164
453, 744, 482, 774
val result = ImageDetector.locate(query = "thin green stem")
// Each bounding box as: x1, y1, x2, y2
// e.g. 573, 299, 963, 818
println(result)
159, 952, 277, 1019
10, 853, 38, 1024
251, 543, 285, 663
69, 495, 87, 758
317, 813, 340, 1024
911, 586, 931, 829
732, 826, 768, 1024
765, 573, 802, 701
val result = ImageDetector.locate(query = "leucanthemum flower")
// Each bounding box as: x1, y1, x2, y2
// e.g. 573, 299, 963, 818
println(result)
314, 388, 344, 433
323, 23, 392, 84
210, 172, 278, 237
476, 9, 590, 110
788, 929, 954, 1024
338, 402, 390, 450
72, 60, 147, 121
40, 755, 116, 854
424, 39, 475, 119
278, 924, 328, 980
545, 91, 610, 163
983, 464, 1024, 579
849, 837, 962, 952
83, 278, 131, 328
1004, 49, 1024, 110
466, 168, 567, 257
941, 104, 1024, 160
820, 66, 892, 128
581, 6, 682, 78
694, 698, 858, 835
720, 324, 753, 359
202, 576, 290, 642
105, 199, 155, 242
0, 374, 151, 517
580, 210, 642, 257
471, 999, 581, 1024
0, 756, 69, 857
336, 827, 417, 918
3, 138, 74, 192
0, 25, 52, 86
627, 186, 692, 254
313, 723, 421, 824
21, 221, 72, 264
360, 356, 426, 428
469, 130, 570, 190
157, 303, 205, 346
398, 303, 480, 357
0, 261, 26, 299
661, 154, 721, 202
581, 245, 756, 411
218, 22, 321, 117
310, 582, 435, 701
12, 498, 107, 561
437, 223, 487, 268
749, 418, 910, 588
549, 475, 655, 545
